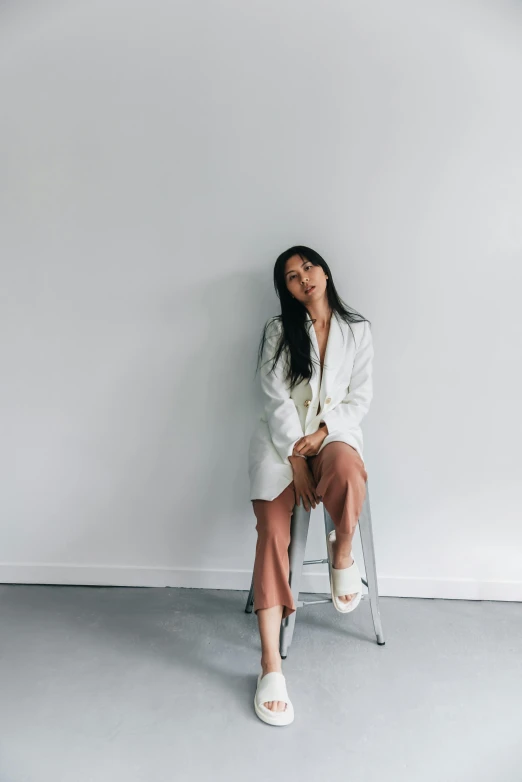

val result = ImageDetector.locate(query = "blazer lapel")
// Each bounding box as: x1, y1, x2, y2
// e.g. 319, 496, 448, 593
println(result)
305, 311, 345, 410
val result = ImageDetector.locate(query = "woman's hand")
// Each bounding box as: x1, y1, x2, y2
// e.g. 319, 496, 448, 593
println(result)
288, 457, 319, 511
292, 426, 328, 458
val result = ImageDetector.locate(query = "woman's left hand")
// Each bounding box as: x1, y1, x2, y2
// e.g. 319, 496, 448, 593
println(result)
292, 427, 328, 458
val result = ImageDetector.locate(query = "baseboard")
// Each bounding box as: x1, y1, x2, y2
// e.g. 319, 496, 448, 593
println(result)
0, 563, 520, 601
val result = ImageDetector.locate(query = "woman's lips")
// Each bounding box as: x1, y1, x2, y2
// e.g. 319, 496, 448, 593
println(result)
304, 286, 315, 294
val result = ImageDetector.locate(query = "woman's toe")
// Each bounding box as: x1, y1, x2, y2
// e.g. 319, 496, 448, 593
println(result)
264, 700, 286, 712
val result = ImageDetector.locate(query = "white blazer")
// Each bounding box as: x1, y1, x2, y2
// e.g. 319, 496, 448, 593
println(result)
248, 310, 374, 501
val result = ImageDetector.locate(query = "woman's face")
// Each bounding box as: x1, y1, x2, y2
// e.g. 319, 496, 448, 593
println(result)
284, 254, 328, 304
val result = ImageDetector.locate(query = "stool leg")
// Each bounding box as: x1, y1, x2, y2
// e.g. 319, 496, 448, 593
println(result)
279, 503, 312, 658
358, 480, 386, 645
244, 571, 255, 613
323, 505, 335, 538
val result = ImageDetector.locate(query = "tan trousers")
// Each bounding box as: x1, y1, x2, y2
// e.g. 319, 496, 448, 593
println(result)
251, 442, 368, 620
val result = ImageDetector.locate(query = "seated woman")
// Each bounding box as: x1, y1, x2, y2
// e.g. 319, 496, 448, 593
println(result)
248, 244, 374, 726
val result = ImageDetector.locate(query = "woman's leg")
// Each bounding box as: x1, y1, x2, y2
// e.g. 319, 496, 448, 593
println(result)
309, 442, 368, 604
251, 482, 296, 712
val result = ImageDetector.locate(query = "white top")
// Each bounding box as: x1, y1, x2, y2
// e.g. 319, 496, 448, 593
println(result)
248, 311, 374, 501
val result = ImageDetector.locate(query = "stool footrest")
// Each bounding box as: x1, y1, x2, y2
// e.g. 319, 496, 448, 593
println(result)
296, 597, 333, 608
303, 558, 329, 565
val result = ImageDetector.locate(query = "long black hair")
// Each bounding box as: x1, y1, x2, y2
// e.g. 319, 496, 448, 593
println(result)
256, 245, 371, 391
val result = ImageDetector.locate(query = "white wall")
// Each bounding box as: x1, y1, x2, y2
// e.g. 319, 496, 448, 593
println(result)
1, 0, 521, 600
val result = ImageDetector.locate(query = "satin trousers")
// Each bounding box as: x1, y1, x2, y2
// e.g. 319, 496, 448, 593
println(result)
251, 441, 368, 620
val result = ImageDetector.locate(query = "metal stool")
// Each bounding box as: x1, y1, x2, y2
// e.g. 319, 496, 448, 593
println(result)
244, 479, 385, 658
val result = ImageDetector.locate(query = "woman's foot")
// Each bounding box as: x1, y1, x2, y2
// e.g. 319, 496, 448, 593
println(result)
332, 542, 357, 604
260, 657, 287, 713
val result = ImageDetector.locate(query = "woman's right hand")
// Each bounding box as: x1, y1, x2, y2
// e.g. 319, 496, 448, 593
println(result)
289, 456, 319, 511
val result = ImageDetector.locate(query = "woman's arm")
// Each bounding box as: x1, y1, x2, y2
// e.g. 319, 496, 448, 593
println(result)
259, 319, 305, 464
319, 320, 374, 438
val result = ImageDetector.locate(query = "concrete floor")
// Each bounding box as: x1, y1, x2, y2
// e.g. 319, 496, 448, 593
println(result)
0, 584, 520, 782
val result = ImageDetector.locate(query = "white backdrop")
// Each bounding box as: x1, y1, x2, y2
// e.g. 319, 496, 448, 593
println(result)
1, 0, 521, 600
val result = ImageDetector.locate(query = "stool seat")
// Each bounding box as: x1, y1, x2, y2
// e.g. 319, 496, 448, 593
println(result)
244, 479, 385, 657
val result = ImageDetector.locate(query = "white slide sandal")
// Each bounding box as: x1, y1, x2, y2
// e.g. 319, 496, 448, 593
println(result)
254, 671, 295, 726
326, 529, 363, 614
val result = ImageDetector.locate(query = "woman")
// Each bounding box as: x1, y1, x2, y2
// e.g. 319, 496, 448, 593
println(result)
248, 245, 374, 726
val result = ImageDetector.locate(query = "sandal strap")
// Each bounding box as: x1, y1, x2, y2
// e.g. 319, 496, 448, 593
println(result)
331, 558, 362, 597
256, 672, 290, 706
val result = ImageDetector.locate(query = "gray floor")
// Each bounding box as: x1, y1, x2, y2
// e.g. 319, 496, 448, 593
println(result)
0, 585, 520, 782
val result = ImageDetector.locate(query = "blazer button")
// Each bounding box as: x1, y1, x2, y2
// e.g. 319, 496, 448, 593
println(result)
325, 396, 331, 404
304, 399, 311, 407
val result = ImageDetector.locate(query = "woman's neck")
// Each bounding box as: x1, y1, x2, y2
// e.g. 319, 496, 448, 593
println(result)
306, 299, 332, 329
